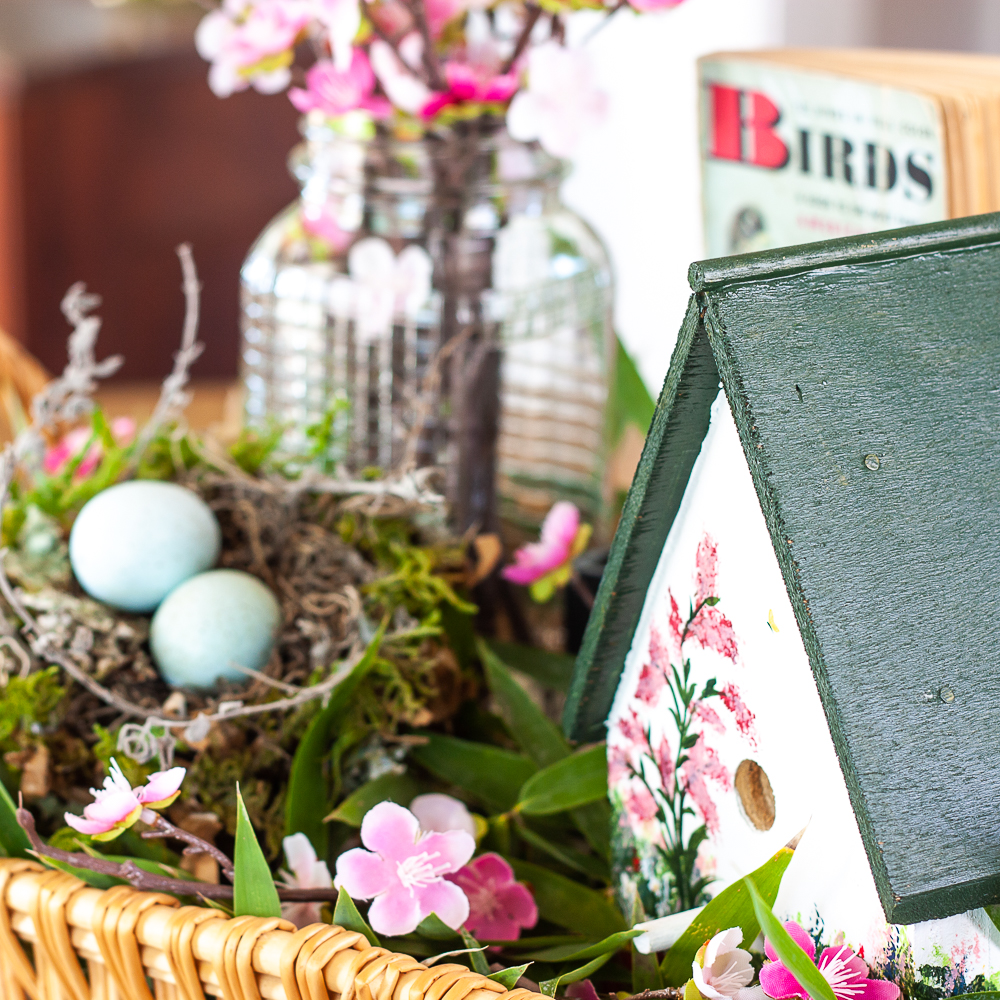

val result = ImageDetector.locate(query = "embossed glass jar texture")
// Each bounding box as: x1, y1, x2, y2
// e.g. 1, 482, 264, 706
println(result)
239, 120, 612, 525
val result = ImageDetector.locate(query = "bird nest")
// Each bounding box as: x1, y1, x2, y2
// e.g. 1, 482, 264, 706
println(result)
0, 247, 482, 857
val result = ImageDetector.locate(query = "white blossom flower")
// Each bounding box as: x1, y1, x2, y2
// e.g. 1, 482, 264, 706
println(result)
506, 42, 608, 158
692, 927, 755, 999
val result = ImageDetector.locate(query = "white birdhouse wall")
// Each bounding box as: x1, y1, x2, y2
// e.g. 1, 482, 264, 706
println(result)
605, 392, 1000, 991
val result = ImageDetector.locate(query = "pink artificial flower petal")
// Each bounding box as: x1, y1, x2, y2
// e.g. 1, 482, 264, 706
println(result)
360, 801, 422, 861
481, 73, 519, 103
764, 922, 816, 963
412, 877, 470, 930
565, 982, 600, 1000
64, 812, 121, 836
415, 829, 476, 872
495, 880, 538, 928
502, 502, 580, 585
461, 852, 513, 884
759, 962, 810, 1000
367, 884, 424, 936
334, 847, 394, 898
857, 981, 901, 1000
283, 832, 333, 890
137, 766, 186, 807
409, 793, 477, 838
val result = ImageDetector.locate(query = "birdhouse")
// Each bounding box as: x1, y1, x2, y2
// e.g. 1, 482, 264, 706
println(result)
565, 214, 1000, 995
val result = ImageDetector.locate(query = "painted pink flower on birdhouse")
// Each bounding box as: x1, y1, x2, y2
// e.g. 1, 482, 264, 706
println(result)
447, 853, 537, 941
759, 922, 900, 1000
64, 759, 185, 841
334, 801, 474, 936
606, 532, 756, 910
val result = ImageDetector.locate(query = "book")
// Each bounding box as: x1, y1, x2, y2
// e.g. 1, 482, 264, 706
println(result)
698, 49, 1000, 257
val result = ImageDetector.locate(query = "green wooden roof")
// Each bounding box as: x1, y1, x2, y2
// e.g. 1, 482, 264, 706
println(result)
564, 212, 1000, 923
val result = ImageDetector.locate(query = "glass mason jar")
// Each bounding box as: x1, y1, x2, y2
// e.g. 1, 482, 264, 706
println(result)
240, 117, 612, 531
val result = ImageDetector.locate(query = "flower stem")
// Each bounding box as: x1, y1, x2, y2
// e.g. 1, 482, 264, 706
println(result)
501, 4, 543, 75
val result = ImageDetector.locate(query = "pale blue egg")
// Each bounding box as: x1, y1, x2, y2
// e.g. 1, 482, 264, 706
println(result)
69, 480, 221, 612
150, 569, 282, 689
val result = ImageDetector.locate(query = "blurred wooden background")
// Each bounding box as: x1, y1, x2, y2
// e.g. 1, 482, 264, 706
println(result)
0, 5, 300, 383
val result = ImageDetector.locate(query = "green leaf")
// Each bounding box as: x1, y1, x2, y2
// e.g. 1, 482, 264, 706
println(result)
325, 771, 420, 827
508, 858, 625, 939
570, 801, 611, 862
605, 335, 656, 449
660, 843, 795, 984
480, 638, 570, 767
335, 886, 381, 947
488, 964, 532, 988
745, 878, 835, 1000
0, 780, 31, 859
486, 641, 576, 693
460, 928, 491, 975
417, 913, 460, 939
523, 929, 640, 962
410, 734, 536, 813
539, 951, 615, 997
516, 745, 607, 815
481, 935, 585, 951
515, 823, 609, 882
286, 624, 386, 855
233, 784, 281, 919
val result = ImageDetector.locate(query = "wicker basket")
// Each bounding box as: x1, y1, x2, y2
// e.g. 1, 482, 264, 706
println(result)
0, 860, 545, 1000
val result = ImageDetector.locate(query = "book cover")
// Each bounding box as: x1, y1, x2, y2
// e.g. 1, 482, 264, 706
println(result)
699, 56, 949, 257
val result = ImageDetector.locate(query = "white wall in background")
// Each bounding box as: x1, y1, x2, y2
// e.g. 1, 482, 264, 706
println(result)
562, 0, 786, 395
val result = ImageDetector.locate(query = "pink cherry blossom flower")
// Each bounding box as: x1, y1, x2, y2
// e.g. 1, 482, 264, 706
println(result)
409, 793, 477, 838
760, 922, 900, 1000
279, 832, 333, 928
720, 683, 757, 746
421, 62, 519, 119
289, 50, 392, 118
654, 735, 674, 792
506, 42, 608, 158
677, 734, 729, 835
627, 0, 685, 10
370, 36, 432, 115
634, 660, 666, 705
334, 801, 474, 936
195, 0, 312, 98
692, 700, 726, 734
616, 708, 648, 750
44, 417, 135, 480
502, 501, 585, 586
64, 759, 185, 842
692, 927, 754, 999
446, 853, 537, 940
623, 785, 659, 823
608, 743, 630, 786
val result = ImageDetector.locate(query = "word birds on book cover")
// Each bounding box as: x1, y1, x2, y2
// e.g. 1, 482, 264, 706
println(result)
698, 53, 948, 257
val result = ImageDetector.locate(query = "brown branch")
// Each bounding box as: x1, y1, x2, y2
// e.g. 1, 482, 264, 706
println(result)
141, 813, 235, 881
408, 0, 446, 90
16, 805, 342, 903
502, 4, 543, 75
360, 0, 414, 75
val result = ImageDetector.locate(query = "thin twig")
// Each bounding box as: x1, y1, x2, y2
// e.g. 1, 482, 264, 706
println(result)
409, 0, 446, 90
502, 4, 543, 74
360, 0, 414, 74
132, 244, 205, 459
141, 813, 235, 880
224, 661, 302, 695
16, 805, 341, 902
